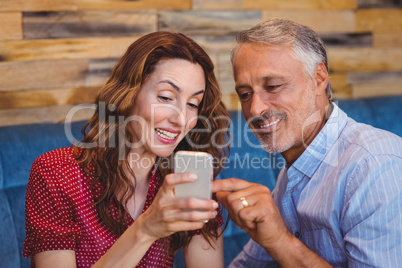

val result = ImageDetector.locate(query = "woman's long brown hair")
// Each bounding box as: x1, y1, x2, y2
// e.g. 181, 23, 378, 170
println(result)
75, 32, 230, 256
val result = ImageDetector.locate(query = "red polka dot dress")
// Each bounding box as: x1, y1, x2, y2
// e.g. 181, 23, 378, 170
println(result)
23, 147, 221, 267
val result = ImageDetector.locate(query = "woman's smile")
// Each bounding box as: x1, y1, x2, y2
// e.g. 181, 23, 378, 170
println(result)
155, 127, 181, 144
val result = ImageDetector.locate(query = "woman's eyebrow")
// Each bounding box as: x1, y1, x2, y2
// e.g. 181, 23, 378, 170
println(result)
159, 80, 181, 92
159, 80, 205, 96
192, 89, 205, 96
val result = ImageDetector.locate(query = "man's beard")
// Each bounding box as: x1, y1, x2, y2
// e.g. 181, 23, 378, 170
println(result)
248, 110, 295, 154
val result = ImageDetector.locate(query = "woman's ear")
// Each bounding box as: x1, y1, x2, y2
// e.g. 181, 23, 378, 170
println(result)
314, 62, 329, 96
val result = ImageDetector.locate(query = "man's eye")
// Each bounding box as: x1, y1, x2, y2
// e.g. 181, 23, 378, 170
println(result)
266, 85, 281, 91
239, 92, 252, 102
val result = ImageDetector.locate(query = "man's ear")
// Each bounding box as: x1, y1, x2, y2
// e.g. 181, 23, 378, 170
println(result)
314, 62, 329, 96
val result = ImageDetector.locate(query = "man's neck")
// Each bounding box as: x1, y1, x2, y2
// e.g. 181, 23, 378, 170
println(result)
282, 102, 333, 167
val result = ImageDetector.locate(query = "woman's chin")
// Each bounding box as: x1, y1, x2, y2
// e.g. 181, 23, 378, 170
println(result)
152, 147, 177, 158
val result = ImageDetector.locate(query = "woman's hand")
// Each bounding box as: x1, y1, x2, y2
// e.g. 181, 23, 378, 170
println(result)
136, 172, 219, 242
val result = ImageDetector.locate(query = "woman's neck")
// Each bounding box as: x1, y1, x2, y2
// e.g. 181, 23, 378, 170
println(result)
127, 148, 157, 181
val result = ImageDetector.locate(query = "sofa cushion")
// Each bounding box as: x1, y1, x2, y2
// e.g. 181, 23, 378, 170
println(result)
0, 190, 20, 267
5, 186, 30, 268
338, 96, 402, 137
0, 121, 85, 190
0, 120, 85, 267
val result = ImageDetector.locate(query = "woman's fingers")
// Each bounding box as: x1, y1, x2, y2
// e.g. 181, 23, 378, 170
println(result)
160, 220, 206, 233
139, 172, 221, 239
174, 197, 218, 210
163, 172, 197, 191
161, 208, 218, 223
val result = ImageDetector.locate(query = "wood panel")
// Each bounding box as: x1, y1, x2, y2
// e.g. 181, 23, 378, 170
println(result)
77, 0, 191, 10
0, 105, 94, 127
192, 0, 243, 10
348, 70, 402, 83
1, 0, 401, 125
0, 87, 99, 109
216, 53, 235, 95
110, 37, 140, 58
348, 71, 402, 98
0, 37, 138, 62
244, 0, 357, 10
262, 10, 355, 33
230, 94, 242, 110
23, 11, 157, 39
358, 0, 401, 8
356, 9, 402, 33
327, 47, 402, 71
329, 73, 352, 99
321, 33, 372, 47
373, 32, 402, 47
0, 12, 23, 41
352, 80, 402, 98
0, 0, 76, 12
190, 35, 237, 55
0, 60, 88, 91
87, 58, 119, 87
158, 11, 262, 36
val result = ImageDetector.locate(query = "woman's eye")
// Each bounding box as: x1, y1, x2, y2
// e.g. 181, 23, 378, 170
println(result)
187, 102, 199, 109
157, 96, 172, 102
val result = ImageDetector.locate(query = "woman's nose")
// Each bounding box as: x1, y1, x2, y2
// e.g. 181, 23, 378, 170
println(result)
167, 104, 186, 127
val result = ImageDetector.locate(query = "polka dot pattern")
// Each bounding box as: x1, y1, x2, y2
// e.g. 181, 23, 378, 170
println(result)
23, 147, 182, 267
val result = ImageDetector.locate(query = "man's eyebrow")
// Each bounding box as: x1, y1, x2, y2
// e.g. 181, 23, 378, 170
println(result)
159, 80, 181, 92
235, 84, 250, 92
235, 75, 286, 91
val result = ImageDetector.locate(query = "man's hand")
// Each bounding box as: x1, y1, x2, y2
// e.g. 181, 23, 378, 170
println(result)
213, 178, 331, 267
212, 178, 291, 254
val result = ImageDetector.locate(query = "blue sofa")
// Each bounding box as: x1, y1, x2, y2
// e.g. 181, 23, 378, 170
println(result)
1, 96, 401, 268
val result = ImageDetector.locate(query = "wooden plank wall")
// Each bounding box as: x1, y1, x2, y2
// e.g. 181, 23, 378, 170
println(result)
0, 0, 401, 126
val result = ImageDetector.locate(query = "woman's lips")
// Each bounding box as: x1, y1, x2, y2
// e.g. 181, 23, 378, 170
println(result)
155, 128, 180, 144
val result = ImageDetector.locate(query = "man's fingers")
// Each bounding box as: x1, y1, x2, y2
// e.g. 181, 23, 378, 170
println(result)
212, 178, 253, 193
216, 191, 231, 207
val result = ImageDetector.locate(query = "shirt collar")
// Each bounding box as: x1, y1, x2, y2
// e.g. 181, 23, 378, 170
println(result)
290, 103, 348, 179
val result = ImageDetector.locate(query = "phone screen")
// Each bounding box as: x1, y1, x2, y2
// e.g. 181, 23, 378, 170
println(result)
174, 151, 213, 200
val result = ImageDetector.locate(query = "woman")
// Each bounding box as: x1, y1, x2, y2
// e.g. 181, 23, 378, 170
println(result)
23, 32, 230, 268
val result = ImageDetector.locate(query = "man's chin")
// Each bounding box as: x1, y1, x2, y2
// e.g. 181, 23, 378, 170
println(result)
259, 139, 294, 154
261, 144, 285, 154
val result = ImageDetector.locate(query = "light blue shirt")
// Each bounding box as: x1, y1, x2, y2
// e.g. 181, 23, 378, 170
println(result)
230, 103, 402, 267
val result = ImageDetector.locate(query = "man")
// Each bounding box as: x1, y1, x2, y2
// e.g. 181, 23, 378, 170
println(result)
213, 18, 402, 267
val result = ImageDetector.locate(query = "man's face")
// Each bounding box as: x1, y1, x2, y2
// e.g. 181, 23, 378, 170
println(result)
233, 42, 325, 157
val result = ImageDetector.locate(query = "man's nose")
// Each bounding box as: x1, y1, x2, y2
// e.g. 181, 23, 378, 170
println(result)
249, 92, 269, 117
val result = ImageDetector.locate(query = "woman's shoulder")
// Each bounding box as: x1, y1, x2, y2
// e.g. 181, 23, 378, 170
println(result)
30, 147, 93, 190
33, 147, 78, 167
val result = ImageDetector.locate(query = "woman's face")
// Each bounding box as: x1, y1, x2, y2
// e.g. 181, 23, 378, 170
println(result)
129, 58, 206, 159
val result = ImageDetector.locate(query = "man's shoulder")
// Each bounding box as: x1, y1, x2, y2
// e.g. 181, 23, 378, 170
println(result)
339, 117, 402, 158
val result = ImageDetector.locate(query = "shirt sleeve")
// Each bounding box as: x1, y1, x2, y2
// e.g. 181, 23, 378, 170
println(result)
229, 239, 279, 268
342, 154, 402, 267
23, 156, 83, 258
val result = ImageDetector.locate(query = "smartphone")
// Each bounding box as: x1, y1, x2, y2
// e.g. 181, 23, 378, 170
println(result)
174, 151, 213, 200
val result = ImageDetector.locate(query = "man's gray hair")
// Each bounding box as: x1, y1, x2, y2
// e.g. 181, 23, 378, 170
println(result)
232, 18, 333, 101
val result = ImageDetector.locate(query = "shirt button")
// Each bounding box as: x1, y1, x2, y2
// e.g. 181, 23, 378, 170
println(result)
295, 232, 300, 238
